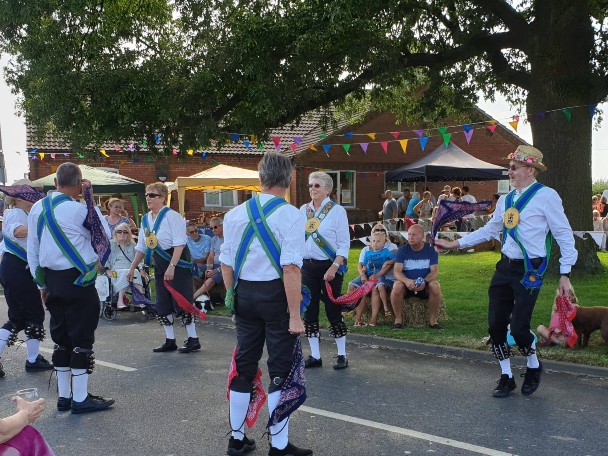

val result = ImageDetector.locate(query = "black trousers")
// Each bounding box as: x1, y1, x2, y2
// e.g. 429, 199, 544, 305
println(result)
302, 259, 343, 326
153, 248, 194, 317
487, 255, 544, 349
0, 253, 45, 329
44, 268, 99, 353
231, 279, 296, 394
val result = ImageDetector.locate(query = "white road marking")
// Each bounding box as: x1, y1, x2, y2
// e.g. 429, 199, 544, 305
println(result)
39, 347, 137, 372
299, 405, 514, 456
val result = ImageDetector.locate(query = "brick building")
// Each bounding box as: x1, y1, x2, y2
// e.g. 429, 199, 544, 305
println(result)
27, 108, 525, 223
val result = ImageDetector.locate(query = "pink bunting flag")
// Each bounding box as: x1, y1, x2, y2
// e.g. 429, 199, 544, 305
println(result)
360, 143, 368, 154
487, 125, 497, 133
391, 132, 400, 139
50, 153, 56, 159
271, 136, 281, 147
380, 141, 389, 154
172, 148, 178, 156
114, 146, 121, 152
290, 143, 297, 152
464, 129, 474, 144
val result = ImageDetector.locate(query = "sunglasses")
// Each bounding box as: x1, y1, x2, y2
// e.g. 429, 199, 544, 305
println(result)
115, 230, 128, 234
145, 192, 162, 198
308, 183, 322, 189
508, 164, 529, 171
211, 225, 221, 230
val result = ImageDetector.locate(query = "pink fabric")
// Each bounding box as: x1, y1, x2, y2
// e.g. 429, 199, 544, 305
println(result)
163, 280, 207, 320
0, 426, 55, 456
325, 278, 378, 305
549, 295, 578, 348
226, 348, 267, 428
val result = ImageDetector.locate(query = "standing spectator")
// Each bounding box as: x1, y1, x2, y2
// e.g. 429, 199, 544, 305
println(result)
220, 152, 311, 456
592, 195, 598, 211
104, 198, 136, 235
425, 186, 437, 207
396, 189, 411, 230
414, 191, 434, 233
460, 186, 478, 231
599, 195, 608, 218
193, 216, 224, 302
435, 146, 577, 398
593, 210, 602, 231
437, 185, 452, 203
301, 172, 350, 370
127, 182, 200, 354
27, 163, 114, 413
382, 190, 398, 231
186, 220, 212, 289
405, 191, 421, 220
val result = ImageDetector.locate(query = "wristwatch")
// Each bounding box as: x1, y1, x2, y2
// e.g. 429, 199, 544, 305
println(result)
561, 272, 570, 278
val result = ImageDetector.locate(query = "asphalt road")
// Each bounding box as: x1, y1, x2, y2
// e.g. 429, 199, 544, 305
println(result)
0, 301, 607, 456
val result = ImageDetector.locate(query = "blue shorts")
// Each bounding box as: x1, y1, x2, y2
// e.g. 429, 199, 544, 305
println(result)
349, 276, 393, 290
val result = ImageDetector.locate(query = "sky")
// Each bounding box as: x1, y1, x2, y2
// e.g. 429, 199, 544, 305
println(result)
1, 54, 607, 183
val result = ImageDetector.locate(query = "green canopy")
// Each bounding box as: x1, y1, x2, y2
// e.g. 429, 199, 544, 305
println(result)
32, 165, 146, 224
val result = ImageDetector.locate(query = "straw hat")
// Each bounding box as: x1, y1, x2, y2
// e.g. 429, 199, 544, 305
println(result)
506, 145, 547, 172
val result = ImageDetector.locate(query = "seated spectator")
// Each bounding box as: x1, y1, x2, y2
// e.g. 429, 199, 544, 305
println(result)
186, 220, 212, 289
390, 224, 442, 329
593, 210, 602, 231
105, 198, 136, 235
193, 216, 224, 304
105, 222, 146, 309
348, 223, 397, 326
0, 396, 55, 455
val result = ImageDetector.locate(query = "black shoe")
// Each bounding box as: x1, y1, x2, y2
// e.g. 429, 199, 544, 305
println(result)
153, 338, 178, 353
57, 397, 71, 412
227, 436, 256, 455
333, 355, 348, 370
71, 394, 114, 414
492, 374, 516, 398
304, 355, 322, 368
25, 354, 54, 371
268, 442, 313, 456
521, 362, 543, 396
0, 361, 5, 378
178, 337, 201, 353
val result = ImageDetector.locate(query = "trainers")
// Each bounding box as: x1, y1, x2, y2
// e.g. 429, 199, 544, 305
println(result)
153, 338, 178, 353
268, 442, 313, 456
492, 374, 516, 398
71, 394, 114, 414
227, 436, 256, 455
304, 355, 322, 368
0, 361, 5, 378
178, 337, 201, 353
521, 362, 543, 396
57, 397, 71, 412
333, 355, 348, 370
25, 354, 54, 371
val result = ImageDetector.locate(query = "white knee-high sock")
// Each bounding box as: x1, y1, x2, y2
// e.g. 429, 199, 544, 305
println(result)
71, 369, 89, 402
26, 338, 40, 363
186, 322, 197, 338
56, 367, 71, 399
268, 390, 289, 450
499, 358, 512, 377
229, 391, 250, 440
335, 336, 346, 356
0, 328, 11, 354
163, 315, 175, 339
527, 341, 540, 368
308, 336, 320, 359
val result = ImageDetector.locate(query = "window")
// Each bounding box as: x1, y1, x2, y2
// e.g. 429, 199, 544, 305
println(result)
385, 181, 417, 195
204, 190, 237, 207
497, 180, 510, 194
325, 171, 356, 207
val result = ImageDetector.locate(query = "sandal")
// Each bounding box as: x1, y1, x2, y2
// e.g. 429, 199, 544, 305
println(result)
384, 310, 393, 318
354, 321, 364, 327
366, 323, 376, 327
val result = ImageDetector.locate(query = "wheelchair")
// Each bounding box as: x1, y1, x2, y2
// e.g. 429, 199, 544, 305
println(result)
97, 267, 156, 321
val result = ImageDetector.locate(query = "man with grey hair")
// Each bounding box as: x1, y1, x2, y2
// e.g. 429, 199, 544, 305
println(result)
382, 190, 398, 231
27, 162, 114, 414
221, 152, 311, 456
193, 216, 224, 305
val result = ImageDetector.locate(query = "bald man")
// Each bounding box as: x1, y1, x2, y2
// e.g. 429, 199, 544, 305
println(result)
390, 224, 442, 329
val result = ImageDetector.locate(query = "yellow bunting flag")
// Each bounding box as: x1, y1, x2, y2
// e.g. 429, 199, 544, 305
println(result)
187, 149, 194, 156
39, 153, 45, 160
309, 145, 317, 152
367, 133, 376, 140
398, 139, 408, 155
100, 149, 109, 157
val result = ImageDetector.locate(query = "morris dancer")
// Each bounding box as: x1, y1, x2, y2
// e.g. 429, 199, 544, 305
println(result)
27, 163, 114, 413
301, 172, 350, 370
435, 146, 577, 398
0, 181, 52, 378
221, 152, 312, 456
127, 182, 200, 353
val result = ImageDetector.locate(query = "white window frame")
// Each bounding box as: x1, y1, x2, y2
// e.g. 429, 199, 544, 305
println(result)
497, 180, 511, 194
384, 180, 417, 195
324, 170, 356, 208
204, 190, 238, 208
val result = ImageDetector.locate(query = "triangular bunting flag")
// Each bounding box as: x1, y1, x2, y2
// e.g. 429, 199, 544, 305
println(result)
367, 133, 376, 140
172, 148, 178, 156
319, 133, 327, 139
462, 124, 473, 133
419, 137, 429, 151
486, 120, 497, 125
508, 120, 519, 131
155, 133, 162, 144
398, 139, 408, 154
342, 144, 351, 155
290, 143, 297, 152
344, 132, 353, 138
201, 152, 207, 159
142, 139, 147, 148
437, 127, 448, 135
322, 144, 331, 155
271, 136, 281, 147
230, 133, 240, 142
114, 146, 121, 151
441, 133, 452, 147
360, 143, 368, 154
309, 145, 317, 152
561, 108, 572, 122
129, 144, 134, 152
63, 153, 70, 157
258, 141, 265, 151
464, 130, 474, 144
380, 141, 389, 154
187, 149, 194, 156
50, 153, 56, 159
534, 112, 546, 120
391, 132, 400, 139
487, 125, 497, 133
414, 130, 425, 138
588, 104, 598, 118
100, 149, 109, 157
293, 136, 303, 145
243, 140, 252, 150
39, 153, 45, 160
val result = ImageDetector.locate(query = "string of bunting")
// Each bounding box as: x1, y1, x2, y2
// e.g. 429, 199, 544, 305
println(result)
27, 102, 600, 161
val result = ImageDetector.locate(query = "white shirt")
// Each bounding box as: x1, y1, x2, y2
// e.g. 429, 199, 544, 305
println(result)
220, 194, 305, 281
27, 192, 111, 273
458, 182, 577, 274
2, 207, 28, 252
461, 194, 477, 218
135, 208, 187, 254
301, 197, 350, 260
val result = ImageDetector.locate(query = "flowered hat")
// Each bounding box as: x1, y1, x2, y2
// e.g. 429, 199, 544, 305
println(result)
506, 145, 547, 172
0, 179, 46, 203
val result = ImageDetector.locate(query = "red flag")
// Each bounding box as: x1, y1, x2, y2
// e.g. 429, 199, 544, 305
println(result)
325, 279, 378, 305
163, 280, 207, 320
227, 348, 267, 427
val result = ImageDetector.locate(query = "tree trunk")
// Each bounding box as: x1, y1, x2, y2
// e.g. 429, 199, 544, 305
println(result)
526, 0, 600, 273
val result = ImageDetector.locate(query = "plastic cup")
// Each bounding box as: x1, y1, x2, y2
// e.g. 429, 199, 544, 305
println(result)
15, 388, 39, 401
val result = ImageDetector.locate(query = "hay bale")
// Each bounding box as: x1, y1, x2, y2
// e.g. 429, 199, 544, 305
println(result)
402, 296, 447, 327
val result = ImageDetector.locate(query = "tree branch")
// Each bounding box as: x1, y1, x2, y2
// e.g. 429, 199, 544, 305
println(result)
470, 0, 530, 38
487, 50, 531, 90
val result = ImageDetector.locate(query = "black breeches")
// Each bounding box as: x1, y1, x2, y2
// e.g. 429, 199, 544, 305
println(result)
153, 250, 194, 317
302, 259, 344, 326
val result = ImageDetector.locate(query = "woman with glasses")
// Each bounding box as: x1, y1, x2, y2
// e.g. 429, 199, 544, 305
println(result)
104, 198, 136, 235
105, 222, 146, 310
127, 183, 200, 354
301, 171, 350, 370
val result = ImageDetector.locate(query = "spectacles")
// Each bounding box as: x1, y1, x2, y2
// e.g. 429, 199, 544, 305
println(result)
145, 192, 162, 198
308, 183, 322, 189
115, 230, 128, 234
211, 225, 221, 230
509, 164, 529, 171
